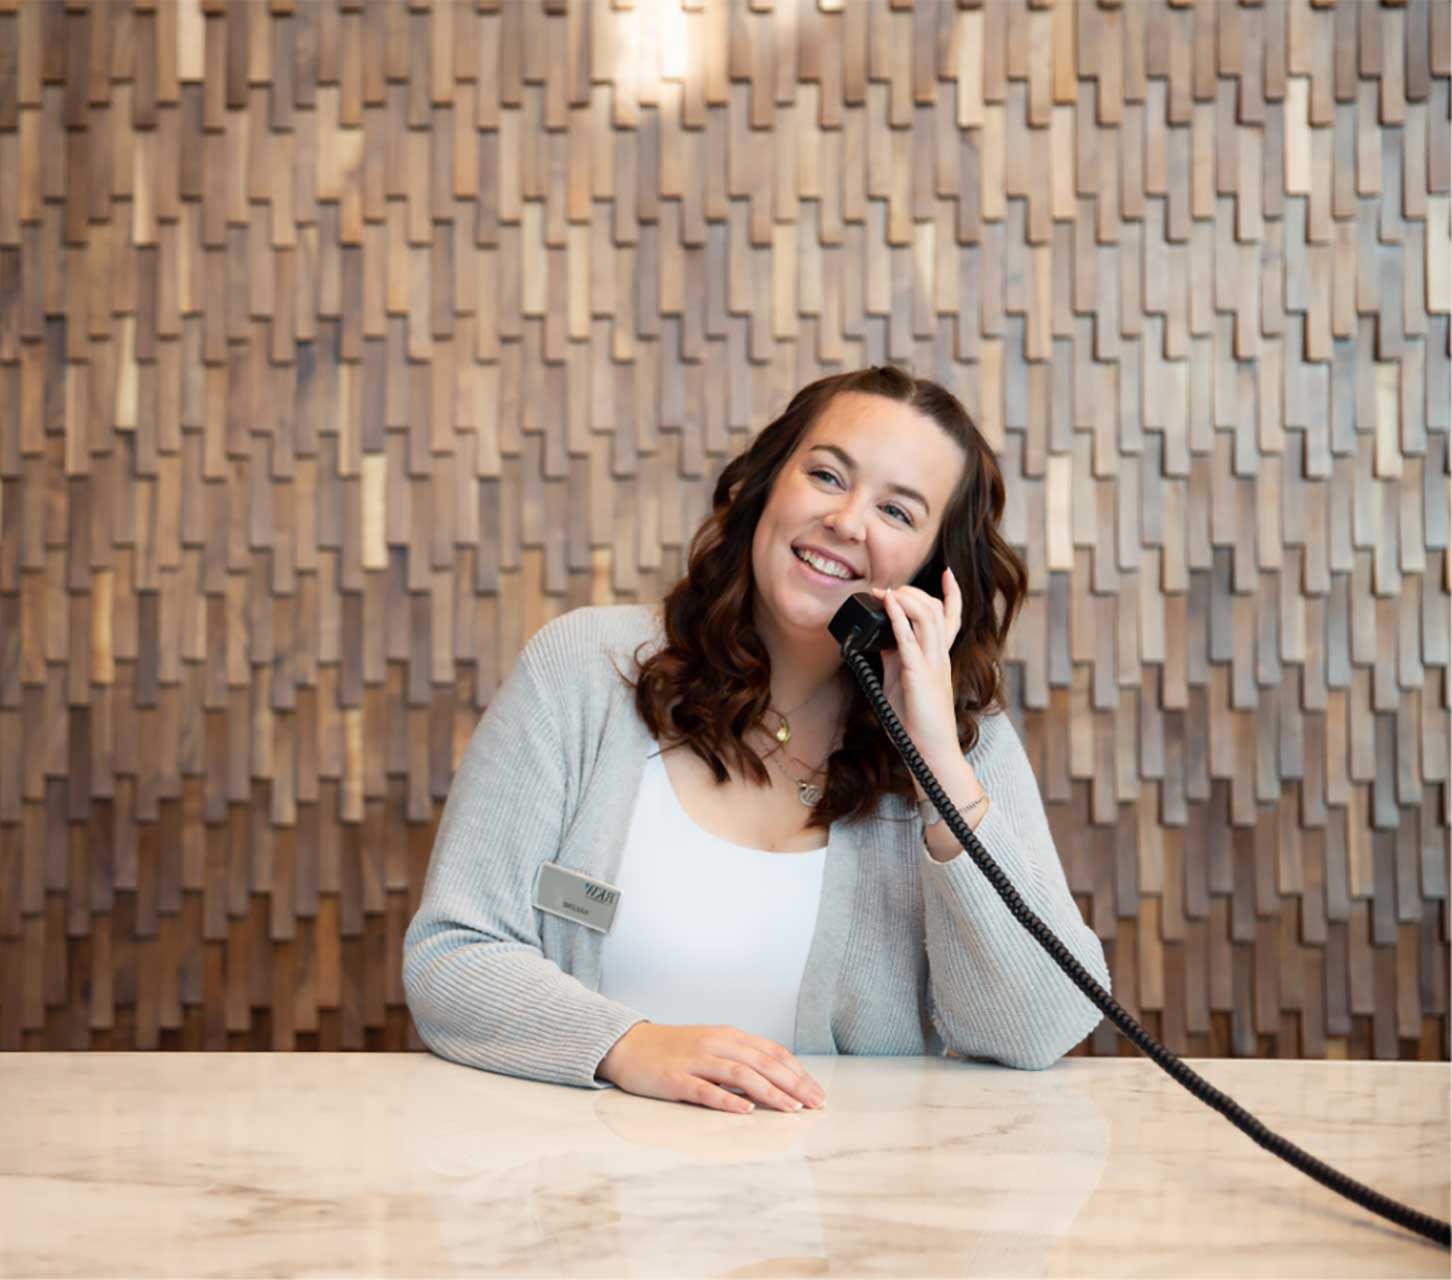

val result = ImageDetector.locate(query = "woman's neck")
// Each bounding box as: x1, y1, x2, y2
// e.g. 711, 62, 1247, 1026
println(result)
751, 596, 853, 725
766, 665, 850, 736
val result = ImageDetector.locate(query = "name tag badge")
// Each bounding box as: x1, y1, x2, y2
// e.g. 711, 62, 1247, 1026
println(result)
533, 863, 622, 934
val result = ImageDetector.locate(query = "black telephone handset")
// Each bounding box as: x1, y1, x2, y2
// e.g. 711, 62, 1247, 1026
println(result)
827, 550, 951, 668
827, 563, 1450, 1248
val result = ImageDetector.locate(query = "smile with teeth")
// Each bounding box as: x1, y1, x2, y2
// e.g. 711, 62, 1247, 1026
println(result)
795, 547, 859, 580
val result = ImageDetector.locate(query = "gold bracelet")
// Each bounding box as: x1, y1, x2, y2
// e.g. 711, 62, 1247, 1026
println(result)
918, 791, 988, 829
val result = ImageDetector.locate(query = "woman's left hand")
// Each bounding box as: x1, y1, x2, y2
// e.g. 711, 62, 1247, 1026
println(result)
870, 567, 964, 768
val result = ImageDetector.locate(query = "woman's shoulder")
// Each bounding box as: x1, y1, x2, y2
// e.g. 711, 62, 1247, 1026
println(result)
964, 705, 1027, 764
521, 602, 667, 682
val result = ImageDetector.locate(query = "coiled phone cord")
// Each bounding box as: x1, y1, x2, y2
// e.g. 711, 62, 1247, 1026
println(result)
840, 641, 1452, 1250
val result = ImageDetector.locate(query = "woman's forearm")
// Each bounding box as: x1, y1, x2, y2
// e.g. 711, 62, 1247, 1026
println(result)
913, 757, 988, 864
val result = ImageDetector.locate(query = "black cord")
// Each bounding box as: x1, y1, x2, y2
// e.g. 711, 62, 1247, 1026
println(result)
841, 643, 1452, 1251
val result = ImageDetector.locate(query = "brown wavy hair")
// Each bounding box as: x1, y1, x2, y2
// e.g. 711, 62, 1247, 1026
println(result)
617, 365, 1029, 831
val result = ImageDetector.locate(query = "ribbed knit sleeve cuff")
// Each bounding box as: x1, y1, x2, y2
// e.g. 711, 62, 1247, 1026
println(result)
406, 941, 655, 1092
569, 1007, 653, 1091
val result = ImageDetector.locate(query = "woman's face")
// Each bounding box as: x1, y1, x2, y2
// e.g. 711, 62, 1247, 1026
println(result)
749, 391, 968, 641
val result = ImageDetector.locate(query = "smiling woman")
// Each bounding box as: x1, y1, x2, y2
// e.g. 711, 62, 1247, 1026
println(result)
403, 363, 1108, 1124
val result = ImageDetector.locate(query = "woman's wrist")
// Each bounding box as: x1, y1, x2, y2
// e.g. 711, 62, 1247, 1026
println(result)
915, 760, 987, 863
912, 756, 980, 805
596, 1020, 650, 1085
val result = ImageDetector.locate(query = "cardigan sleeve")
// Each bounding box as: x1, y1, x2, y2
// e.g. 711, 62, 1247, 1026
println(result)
401, 627, 649, 1090
918, 712, 1110, 1070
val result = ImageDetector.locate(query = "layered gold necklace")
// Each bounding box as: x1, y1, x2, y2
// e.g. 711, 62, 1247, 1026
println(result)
758, 694, 845, 808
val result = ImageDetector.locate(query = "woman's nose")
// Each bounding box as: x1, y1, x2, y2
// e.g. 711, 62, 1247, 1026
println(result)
825, 503, 868, 544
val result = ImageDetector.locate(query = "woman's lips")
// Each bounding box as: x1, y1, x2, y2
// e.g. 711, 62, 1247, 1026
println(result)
794, 549, 859, 586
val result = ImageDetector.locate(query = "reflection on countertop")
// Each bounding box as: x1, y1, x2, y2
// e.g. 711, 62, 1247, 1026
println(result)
0, 1052, 1446, 1278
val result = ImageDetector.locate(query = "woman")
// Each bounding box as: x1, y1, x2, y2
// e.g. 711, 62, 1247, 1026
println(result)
402, 366, 1109, 1116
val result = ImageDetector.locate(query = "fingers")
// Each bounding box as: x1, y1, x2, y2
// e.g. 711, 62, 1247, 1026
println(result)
679, 1076, 756, 1115
734, 1032, 827, 1099
880, 586, 931, 658
878, 572, 962, 655
717, 1033, 824, 1102
701, 1031, 827, 1113
696, 1059, 809, 1112
943, 565, 963, 631
741, 1049, 827, 1109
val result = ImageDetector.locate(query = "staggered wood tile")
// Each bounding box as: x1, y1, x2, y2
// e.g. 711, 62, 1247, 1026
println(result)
0, 0, 1446, 1059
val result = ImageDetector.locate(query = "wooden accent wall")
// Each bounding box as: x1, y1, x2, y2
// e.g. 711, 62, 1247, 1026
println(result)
0, 0, 1447, 1060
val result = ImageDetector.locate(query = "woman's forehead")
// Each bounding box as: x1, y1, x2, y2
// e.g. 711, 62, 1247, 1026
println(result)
802, 396, 962, 468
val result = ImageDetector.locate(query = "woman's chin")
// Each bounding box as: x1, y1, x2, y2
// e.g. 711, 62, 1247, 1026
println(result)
775, 592, 846, 632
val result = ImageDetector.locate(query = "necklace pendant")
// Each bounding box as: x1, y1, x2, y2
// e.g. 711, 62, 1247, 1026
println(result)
797, 780, 823, 807
775, 723, 791, 744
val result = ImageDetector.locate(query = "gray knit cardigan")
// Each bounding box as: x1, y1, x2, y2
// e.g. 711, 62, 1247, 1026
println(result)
402, 603, 1110, 1088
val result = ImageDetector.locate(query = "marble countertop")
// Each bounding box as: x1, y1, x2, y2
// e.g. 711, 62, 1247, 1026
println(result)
1, 1052, 1446, 1278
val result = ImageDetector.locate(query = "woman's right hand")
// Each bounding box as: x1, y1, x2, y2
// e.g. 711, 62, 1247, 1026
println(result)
595, 1023, 827, 1114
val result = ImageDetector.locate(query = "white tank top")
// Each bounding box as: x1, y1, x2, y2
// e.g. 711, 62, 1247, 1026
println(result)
597, 747, 830, 1052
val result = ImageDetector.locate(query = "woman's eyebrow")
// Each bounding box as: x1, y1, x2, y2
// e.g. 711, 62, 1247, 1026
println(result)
806, 443, 931, 516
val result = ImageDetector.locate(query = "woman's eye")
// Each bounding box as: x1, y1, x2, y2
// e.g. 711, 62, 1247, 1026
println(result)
810, 469, 914, 526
